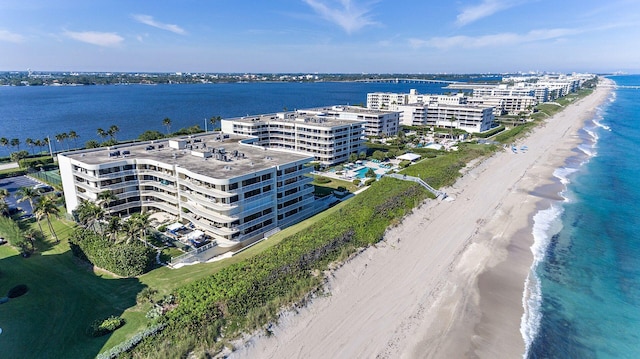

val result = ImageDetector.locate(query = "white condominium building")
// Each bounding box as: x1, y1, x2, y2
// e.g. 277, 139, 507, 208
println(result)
424, 104, 495, 133
221, 110, 365, 166
473, 85, 535, 98
467, 95, 537, 116
367, 89, 466, 110
302, 105, 399, 137
58, 133, 316, 243
397, 103, 428, 127
367, 92, 407, 110
397, 102, 494, 133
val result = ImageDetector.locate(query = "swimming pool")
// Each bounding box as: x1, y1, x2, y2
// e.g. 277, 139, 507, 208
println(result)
354, 167, 381, 179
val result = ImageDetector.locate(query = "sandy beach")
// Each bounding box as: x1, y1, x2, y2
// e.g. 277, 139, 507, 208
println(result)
229, 80, 612, 359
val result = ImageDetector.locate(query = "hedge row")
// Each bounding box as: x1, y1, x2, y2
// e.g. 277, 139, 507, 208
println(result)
19, 156, 54, 169
69, 228, 155, 277
0, 168, 27, 179
474, 125, 505, 138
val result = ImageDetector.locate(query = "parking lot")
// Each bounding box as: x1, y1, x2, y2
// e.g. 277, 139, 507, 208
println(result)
0, 175, 46, 216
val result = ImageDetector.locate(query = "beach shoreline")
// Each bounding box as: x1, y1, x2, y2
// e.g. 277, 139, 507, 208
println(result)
228, 80, 613, 359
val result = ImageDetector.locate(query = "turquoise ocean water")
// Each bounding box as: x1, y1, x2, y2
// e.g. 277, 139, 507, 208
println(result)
524, 75, 640, 358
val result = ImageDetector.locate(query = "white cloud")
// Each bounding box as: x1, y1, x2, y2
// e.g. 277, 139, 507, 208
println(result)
132, 14, 187, 35
410, 28, 581, 49
0, 29, 25, 43
456, 0, 519, 26
63, 30, 124, 47
303, 0, 378, 34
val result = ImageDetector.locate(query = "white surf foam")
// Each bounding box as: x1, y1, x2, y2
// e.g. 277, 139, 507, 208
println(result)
521, 204, 564, 357
553, 167, 578, 186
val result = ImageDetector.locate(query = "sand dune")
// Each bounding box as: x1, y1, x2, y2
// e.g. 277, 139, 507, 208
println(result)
229, 80, 612, 359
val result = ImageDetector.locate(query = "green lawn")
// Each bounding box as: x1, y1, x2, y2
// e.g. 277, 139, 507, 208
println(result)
312, 176, 358, 197
0, 197, 354, 358
0, 240, 145, 358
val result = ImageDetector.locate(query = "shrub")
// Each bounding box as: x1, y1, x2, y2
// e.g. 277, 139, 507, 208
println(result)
365, 168, 376, 178
157, 224, 167, 232
315, 176, 331, 184
364, 178, 376, 186
96, 324, 166, 359
88, 316, 125, 337
7, 284, 28, 298
399, 160, 411, 168
69, 228, 155, 277
352, 179, 361, 186
137, 287, 158, 304
18, 156, 54, 169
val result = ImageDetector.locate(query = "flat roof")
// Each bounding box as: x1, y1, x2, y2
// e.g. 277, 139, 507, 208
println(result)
63, 132, 313, 178
228, 111, 363, 128
397, 153, 421, 161
302, 105, 396, 116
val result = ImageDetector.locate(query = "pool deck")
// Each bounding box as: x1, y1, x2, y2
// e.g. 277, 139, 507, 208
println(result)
319, 160, 398, 181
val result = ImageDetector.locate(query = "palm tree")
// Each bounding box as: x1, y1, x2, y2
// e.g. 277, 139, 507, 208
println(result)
123, 212, 150, 244
55, 133, 66, 151
97, 190, 118, 215
122, 217, 138, 243
24, 228, 38, 253
10, 138, 20, 151
34, 195, 60, 243
0, 200, 9, 217
97, 128, 108, 140
449, 116, 458, 139
108, 125, 120, 142
209, 116, 222, 132
68, 130, 79, 150
105, 216, 122, 242
0, 189, 9, 216
42, 137, 50, 155
74, 200, 104, 231
25, 138, 35, 155
0, 137, 8, 149
34, 139, 44, 155
17, 186, 43, 233
0, 188, 8, 201
85, 140, 100, 149
162, 118, 172, 134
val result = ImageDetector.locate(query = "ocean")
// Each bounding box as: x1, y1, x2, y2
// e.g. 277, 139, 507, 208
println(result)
524, 75, 640, 358
0, 81, 452, 158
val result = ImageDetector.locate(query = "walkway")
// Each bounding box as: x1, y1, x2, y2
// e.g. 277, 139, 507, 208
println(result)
384, 173, 447, 199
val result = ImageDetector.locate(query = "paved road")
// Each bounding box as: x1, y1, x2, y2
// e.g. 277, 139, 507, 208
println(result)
0, 175, 42, 216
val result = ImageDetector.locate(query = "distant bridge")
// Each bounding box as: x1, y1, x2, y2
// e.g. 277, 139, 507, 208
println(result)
353, 78, 459, 84
599, 84, 640, 89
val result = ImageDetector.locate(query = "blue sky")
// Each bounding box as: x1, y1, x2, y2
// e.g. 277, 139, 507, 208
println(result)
1, 0, 639, 73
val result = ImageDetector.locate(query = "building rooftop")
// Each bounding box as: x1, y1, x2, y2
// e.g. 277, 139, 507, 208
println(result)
302, 105, 396, 116
62, 132, 313, 178
227, 110, 364, 128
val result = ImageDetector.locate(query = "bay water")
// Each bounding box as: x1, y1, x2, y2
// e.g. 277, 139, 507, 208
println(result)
0, 81, 449, 157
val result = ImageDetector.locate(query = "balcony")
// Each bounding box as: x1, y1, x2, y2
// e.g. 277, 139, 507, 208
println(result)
140, 190, 176, 203
178, 178, 235, 197
181, 201, 238, 224
181, 212, 239, 237
96, 169, 137, 179
142, 200, 179, 215
180, 190, 238, 213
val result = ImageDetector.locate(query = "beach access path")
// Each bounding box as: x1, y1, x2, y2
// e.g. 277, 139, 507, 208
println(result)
229, 81, 612, 359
